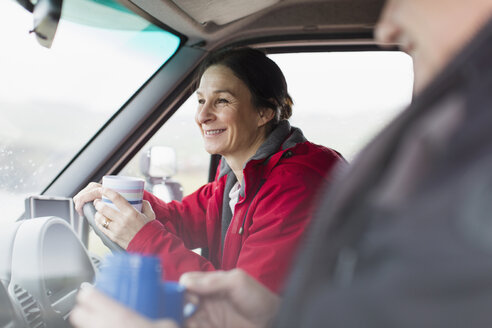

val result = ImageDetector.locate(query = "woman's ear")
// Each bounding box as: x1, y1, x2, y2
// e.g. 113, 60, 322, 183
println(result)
257, 108, 275, 127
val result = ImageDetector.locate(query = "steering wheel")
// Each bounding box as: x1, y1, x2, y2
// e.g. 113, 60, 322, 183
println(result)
83, 203, 125, 253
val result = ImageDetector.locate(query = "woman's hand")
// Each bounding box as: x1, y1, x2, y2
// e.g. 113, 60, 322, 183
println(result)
70, 285, 178, 328
93, 188, 155, 249
73, 182, 156, 249
180, 269, 281, 328
73, 182, 103, 216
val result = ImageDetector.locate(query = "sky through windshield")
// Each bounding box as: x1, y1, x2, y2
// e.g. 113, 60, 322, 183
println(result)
0, 0, 180, 222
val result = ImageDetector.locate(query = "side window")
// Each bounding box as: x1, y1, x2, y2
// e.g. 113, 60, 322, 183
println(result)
270, 51, 413, 160
87, 51, 413, 256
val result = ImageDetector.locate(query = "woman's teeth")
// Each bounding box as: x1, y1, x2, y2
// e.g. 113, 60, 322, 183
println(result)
205, 129, 226, 135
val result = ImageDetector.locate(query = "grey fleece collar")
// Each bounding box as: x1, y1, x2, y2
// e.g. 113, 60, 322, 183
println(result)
218, 121, 307, 180
218, 121, 307, 198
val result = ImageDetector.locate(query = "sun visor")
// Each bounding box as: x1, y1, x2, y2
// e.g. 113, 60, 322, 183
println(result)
172, 0, 280, 25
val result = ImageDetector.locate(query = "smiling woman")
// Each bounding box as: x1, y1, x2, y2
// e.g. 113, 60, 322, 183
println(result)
0, 0, 180, 223
73, 47, 345, 293
196, 65, 274, 175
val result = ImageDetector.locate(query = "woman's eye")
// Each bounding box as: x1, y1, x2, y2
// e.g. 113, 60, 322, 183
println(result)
217, 98, 229, 104
198, 98, 205, 105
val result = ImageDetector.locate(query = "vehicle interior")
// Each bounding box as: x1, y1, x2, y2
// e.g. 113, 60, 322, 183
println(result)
0, 0, 414, 326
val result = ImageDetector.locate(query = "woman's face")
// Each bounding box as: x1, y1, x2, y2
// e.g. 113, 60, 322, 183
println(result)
195, 65, 271, 160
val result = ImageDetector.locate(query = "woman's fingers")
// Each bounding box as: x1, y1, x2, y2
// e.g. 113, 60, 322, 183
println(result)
142, 200, 156, 220
94, 211, 118, 240
73, 182, 103, 215
102, 188, 136, 217
94, 191, 154, 249
94, 199, 122, 226
86, 187, 155, 250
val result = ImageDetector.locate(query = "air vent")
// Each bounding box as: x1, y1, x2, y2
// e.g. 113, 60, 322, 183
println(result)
12, 284, 45, 328
91, 255, 102, 271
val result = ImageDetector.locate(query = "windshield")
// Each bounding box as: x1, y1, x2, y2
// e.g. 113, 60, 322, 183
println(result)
0, 0, 180, 222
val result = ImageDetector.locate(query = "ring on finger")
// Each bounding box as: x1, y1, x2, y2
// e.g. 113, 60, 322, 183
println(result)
102, 218, 111, 230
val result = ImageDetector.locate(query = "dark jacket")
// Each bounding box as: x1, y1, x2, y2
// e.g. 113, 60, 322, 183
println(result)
128, 121, 343, 292
276, 16, 492, 327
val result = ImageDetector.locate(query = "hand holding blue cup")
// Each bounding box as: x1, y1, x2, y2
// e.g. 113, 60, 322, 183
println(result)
96, 253, 193, 326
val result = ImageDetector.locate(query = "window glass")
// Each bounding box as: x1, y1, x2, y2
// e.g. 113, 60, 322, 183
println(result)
271, 52, 413, 160
0, 0, 180, 223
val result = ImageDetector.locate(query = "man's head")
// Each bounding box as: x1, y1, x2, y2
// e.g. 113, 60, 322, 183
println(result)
376, 0, 492, 95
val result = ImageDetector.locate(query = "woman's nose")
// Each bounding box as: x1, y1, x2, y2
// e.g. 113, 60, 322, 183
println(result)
196, 102, 214, 124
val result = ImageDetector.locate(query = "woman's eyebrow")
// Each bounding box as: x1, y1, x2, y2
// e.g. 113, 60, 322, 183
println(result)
196, 89, 236, 97
214, 89, 235, 96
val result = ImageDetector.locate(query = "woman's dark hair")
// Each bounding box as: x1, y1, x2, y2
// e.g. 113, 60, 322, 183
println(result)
196, 47, 293, 129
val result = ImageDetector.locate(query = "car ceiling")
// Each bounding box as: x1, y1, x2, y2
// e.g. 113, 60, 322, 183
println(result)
126, 0, 385, 49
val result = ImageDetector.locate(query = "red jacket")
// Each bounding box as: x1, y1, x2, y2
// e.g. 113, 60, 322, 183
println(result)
127, 124, 343, 292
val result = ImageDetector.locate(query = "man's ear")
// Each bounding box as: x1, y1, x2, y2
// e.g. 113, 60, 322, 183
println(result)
258, 108, 275, 127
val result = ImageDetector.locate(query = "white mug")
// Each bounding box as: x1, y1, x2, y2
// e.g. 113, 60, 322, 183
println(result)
102, 175, 145, 212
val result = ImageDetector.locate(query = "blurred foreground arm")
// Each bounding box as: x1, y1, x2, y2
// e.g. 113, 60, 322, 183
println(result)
70, 286, 178, 328
181, 269, 281, 328
70, 269, 280, 328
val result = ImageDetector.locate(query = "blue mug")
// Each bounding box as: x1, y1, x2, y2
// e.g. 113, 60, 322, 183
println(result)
96, 253, 193, 325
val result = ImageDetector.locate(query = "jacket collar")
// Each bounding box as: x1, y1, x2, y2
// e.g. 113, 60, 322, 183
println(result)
218, 120, 307, 179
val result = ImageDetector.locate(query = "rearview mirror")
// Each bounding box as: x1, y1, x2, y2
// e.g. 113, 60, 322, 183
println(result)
15, 0, 63, 48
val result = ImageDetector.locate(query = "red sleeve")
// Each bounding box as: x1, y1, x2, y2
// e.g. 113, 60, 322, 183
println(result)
127, 219, 216, 281
127, 183, 218, 281
141, 182, 215, 249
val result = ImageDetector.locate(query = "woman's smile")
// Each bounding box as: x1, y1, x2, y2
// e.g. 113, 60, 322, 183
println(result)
204, 128, 227, 137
